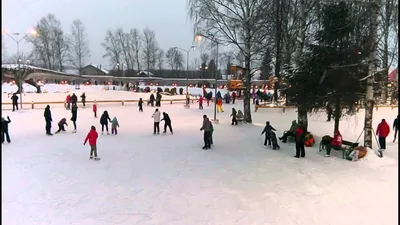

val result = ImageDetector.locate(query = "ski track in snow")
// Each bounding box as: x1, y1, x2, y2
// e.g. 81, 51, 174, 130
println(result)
1, 96, 398, 225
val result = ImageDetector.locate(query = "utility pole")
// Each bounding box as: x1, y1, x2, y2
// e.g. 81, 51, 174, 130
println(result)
364, 0, 380, 148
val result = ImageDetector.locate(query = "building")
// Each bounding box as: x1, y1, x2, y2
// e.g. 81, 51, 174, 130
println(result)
80, 64, 109, 76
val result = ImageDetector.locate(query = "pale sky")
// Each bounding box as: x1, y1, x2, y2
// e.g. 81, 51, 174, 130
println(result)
2, 0, 206, 69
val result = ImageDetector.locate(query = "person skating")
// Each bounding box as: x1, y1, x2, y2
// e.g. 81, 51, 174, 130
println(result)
11, 93, 19, 111
100, 110, 111, 135
152, 108, 161, 134
268, 130, 280, 150
80, 93, 86, 108
44, 105, 53, 135
393, 115, 398, 142
294, 122, 306, 158
138, 98, 143, 112
93, 100, 98, 118
1, 116, 11, 143
376, 119, 390, 157
231, 91, 237, 104
55, 118, 68, 134
156, 92, 162, 107
216, 98, 224, 112
71, 104, 78, 133
110, 116, 120, 135
198, 95, 204, 109
261, 121, 276, 147
326, 104, 333, 122
149, 93, 155, 107
66, 94, 71, 110
71, 93, 78, 106
161, 112, 173, 134
83, 125, 100, 160
230, 108, 238, 125
200, 115, 212, 149
279, 120, 298, 143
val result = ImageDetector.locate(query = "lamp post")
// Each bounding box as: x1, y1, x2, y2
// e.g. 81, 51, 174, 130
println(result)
16, 59, 31, 109
195, 33, 220, 123
172, 46, 196, 107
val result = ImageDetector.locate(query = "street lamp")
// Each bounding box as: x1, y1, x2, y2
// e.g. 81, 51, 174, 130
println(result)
2, 28, 38, 59
172, 46, 196, 107
195, 33, 220, 123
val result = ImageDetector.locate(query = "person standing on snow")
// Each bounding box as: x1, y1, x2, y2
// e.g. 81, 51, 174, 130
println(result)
200, 115, 212, 150
149, 93, 155, 107
231, 91, 237, 104
230, 108, 238, 125
71, 104, 78, 133
84, 125, 100, 160
44, 105, 53, 135
1, 116, 12, 143
261, 121, 276, 147
376, 119, 390, 153
100, 110, 111, 135
161, 112, 173, 134
11, 93, 19, 111
138, 98, 144, 112
55, 118, 68, 134
66, 94, 71, 110
198, 95, 204, 109
93, 100, 98, 118
152, 108, 161, 134
294, 122, 306, 158
393, 115, 399, 142
80, 93, 86, 108
71, 93, 78, 106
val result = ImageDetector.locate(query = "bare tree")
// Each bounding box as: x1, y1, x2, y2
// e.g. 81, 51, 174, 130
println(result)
141, 28, 159, 71
102, 29, 122, 67
69, 19, 90, 74
128, 28, 142, 71
166, 47, 181, 70
200, 53, 209, 65
156, 49, 164, 70
6, 52, 28, 64
115, 28, 132, 70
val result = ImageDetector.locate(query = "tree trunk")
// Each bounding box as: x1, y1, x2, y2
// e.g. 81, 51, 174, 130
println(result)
273, 0, 282, 102
333, 95, 341, 132
243, 52, 252, 123
364, 0, 380, 148
297, 106, 308, 131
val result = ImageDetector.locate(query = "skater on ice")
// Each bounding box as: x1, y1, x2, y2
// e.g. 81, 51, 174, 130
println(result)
55, 118, 68, 134
71, 93, 78, 106
230, 108, 238, 125
231, 91, 237, 104
66, 94, 71, 110
152, 108, 161, 134
84, 125, 100, 160
269, 130, 280, 150
149, 93, 155, 107
1, 116, 11, 143
80, 93, 86, 108
198, 95, 203, 109
71, 104, 78, 133
44, 105, 53, 135
93, 100, 97, 118
100, 110, 111, 135
110, 116, 120, 135
138, 98, 144, 112
261, 121, 276, 147
393, 115, 398, 142
294, 122, 307, 158
200, 115, 212, 150
11, 93, 19, 111
161, 112, 173, 134
376, 118, 390, 156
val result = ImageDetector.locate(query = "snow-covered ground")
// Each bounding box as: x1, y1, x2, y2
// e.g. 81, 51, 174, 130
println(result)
2, 102, 398, 225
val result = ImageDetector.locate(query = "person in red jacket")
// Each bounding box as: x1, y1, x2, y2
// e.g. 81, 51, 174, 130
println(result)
84, 125, 100, 160
198, 96, 204, 109
295, 123, 306, 158
66, 95, 71, 110
231, 92, 237, 104
55, 118, 68, 134
93, 100, 98, 118
325, 130, 342, 157
376, 119, 390, 151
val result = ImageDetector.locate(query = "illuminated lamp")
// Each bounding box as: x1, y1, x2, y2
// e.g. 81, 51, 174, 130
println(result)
189, 84, 193, 87
203, 85, 207, 88
150, 82, 153, 86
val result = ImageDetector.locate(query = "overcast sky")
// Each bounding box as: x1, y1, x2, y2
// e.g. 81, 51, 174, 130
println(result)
2, 0, 207, 69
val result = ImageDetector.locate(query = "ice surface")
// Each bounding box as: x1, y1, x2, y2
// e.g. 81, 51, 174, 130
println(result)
1, 101, 398, 225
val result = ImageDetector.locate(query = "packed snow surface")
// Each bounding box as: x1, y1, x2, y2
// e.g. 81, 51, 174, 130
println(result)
2, 101, 398, 225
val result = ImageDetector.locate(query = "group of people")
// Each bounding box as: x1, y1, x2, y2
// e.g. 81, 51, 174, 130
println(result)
151, 108, 173, 134
66, 93, 86, 110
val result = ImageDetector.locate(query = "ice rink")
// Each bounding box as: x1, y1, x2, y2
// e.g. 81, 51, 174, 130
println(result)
2, 101, 398, 225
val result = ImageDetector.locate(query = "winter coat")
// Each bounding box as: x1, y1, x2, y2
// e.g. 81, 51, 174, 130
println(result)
200, 118, 212, 132
156, 93, 162, 101
58, 118, 68, 126
100, 112, 111, 124
231, 92, 237, 99
81, 94, 86, 101
198, 96, 203, 104
66, 95, 71, 103
331, 130, 343, 147
150, 94, 155, 102
11, 94, 18, 104
217, 98, 223, 106
110, 117, 119, 129
393, 117, 399, 130
161, 113, 171, 124
93, 104, 97, 112
295, 126, 306, 142
152, 111, 161, 122
261, 124, 276, 135
1, 117, 11, 132
71, 94, 78, 104
138, 100, 143, 107
231, 109, 237, 119
44, 106, 52, 122
71, 106, 78, 121
84, 129, 98, 146
288, 120, 298, 133
377, 121, 390, 138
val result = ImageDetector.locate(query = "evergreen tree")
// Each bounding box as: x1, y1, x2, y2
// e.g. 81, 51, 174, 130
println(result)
260, 48, 273, 80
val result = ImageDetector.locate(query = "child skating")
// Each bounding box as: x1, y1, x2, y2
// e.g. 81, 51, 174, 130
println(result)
84, 125, 100, 160
110, 116, 120, 135
138, 98, 143, 112
93, 100, 98, 118
55, 118, 68, 134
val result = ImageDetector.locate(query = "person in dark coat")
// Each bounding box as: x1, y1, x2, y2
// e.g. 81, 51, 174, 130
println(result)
294, 123, 306, 158
268, 130, 280, 150
99, 110, 111, 135
71, 104, 78, 133
156, 93, 162, 107
149, 93, 155, 107
71, 93, 78, 105
11, 93, 19, 111
261, 121, 276, 147
200, 115, 212, 150
80, 93, 86, 107
326, 104, 333, 122
230, 108, 238, 125
279, 120, 298, 142
161, 112, 173, 134
138, 98, 143, 112
55, 118, 68, 134
44, 105, 53, 135
393, 115, 399, 142
1, 116, 11, 143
